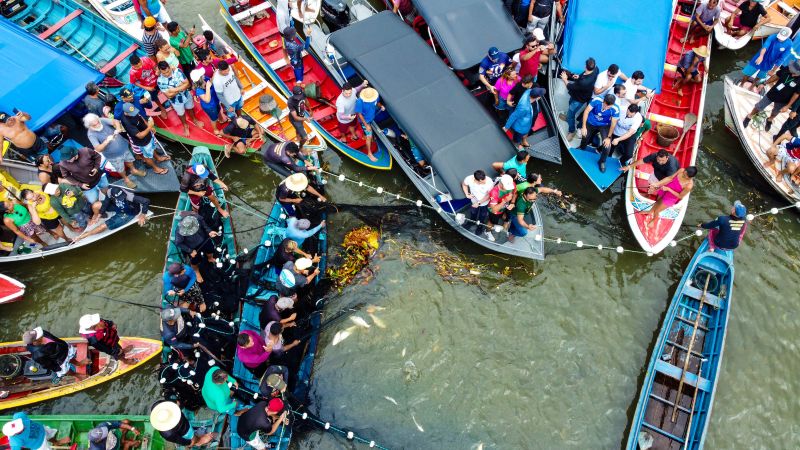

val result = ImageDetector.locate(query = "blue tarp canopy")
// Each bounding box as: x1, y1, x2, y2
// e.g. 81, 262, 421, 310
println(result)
561, 0, 673, 93
0, 18, 104, 131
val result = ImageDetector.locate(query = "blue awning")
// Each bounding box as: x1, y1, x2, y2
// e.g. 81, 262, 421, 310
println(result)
561, 0, 673, 93
0, 18, 104, 131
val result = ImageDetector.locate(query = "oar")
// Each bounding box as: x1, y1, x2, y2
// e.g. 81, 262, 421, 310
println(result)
681, 358, 707, 449
672, 271, 711, 422
671, 113, 697, 154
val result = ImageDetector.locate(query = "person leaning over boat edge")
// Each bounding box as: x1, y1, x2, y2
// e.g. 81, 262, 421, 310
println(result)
698, 200, 748, 251
22, 326, 90, 384
276, 172, 327, 218
236, 398, 290, 450
79, 314, 140, 365
87, 419, 142, 450
739, 26, 793, 89
741, 59, 800, 131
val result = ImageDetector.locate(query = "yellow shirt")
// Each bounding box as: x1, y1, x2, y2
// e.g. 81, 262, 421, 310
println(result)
32, 193, 59, 220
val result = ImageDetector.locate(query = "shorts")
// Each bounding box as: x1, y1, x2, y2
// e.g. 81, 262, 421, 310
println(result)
40, 217, 61, 230
189, 185, 214, 208
777, 145, 800, 163
171, 93, 195, 116
201, 105, 220, 122
131, 137, 156, 159
82, 174, 110, 204
753, 96, 785, 114
140, 4, 171, 23
337, 119, 355, 135
37, 426, 58, 450
290, 119, 308, 139
105, 212, 135, 230
488, 209, 506, 225
360, 122, 372, 137
742, 63, 767, 80
104, 152, 136, 175
18, 221, 46, 237
293, 63, 305, 83
733, 16, 753, 32
12, 136, 48, 161
71, 211, 90, 229
225, 97, 244, 118
510, 129, 526, 144
676, 66, 699, 78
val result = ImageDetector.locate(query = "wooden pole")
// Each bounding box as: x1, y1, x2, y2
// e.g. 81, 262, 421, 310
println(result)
682, 361, 705, 449
672, 271, 711, 422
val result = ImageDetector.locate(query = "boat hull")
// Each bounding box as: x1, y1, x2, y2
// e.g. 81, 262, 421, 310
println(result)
0, 274, 26, 304
0, 415, 166, 450
715, 0, 798, 50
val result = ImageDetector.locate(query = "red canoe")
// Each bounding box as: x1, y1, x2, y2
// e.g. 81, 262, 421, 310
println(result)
0, 274, 25, 305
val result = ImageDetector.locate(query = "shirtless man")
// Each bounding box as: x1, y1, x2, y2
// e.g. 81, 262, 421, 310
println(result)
0, 111, 47, 162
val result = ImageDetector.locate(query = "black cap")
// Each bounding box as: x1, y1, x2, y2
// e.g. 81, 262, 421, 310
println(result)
120, 88, 134, 98
0, 112, 9, 123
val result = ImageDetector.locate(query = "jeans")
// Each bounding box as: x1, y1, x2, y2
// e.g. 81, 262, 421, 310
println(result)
567, 99, 585, 133
579, 124, 611, 149
468, 204, 489, 234
508, 217, 529, 237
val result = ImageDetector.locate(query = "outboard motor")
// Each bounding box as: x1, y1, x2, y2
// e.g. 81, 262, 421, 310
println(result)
321, 0, 350, 32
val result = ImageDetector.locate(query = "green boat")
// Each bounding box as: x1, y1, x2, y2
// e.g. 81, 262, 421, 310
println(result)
0, 415, 165, 450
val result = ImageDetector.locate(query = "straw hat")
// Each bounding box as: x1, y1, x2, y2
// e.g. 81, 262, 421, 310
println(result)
150, 401, 182, 431
177, 215, 200, 237
693, 45, 709, 58
359, 87, 379, 103
283, 173, 308, 192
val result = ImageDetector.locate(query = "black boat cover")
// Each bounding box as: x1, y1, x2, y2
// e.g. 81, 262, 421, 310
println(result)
411, 0, 523, 70
329, 12, 517, 197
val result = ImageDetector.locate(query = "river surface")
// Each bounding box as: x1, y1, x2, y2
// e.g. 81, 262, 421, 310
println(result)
3, 2, 799, 449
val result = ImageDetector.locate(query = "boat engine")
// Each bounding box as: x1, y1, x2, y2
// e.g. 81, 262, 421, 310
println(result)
321, 0, 350, 32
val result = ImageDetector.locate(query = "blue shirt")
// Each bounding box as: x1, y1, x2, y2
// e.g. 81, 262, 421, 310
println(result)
195, 86, 220, 111
146, 0, 161, 15
162, 264, 198, 296
113, 89, 149, 120
286, 217, 324, 244
749, 33, 791, 71
355, 98, 379, 123
701, 215, 747, 249
8, 412, 47, 450
586, 97, 620, 127
479, 53, 511, 83
285, 38, 310, 68
503, 156, 527, 178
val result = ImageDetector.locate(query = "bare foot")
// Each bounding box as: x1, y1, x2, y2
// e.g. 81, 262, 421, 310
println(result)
367, 152, 378, 162
131, 169, 147, 177
154, 167, 168, 175
159, 110, 167, 119
224, 144, 232, 158
677, 88, 684, 97
183, 125, 190, 137
194, 120, 204, 128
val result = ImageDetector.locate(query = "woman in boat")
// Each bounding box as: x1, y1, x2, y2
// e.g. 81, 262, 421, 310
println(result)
22, 327, 89, 383
262, 321, 301, 366
35, 154, 60, 187
190, 69, 224, 136
493, 66, 519, 122
0, 198, 47, 246
20, 189, 70, 243
645, 166, 698, 229
155, 38, 181, 71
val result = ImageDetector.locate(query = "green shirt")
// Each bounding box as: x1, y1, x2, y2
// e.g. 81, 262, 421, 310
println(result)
515, 182, 541, 194
514, 195, 534, 216
201, 367, 237, 413
4, 203, 31, 227
51, 184, 87, 222
170, 31, 194, 65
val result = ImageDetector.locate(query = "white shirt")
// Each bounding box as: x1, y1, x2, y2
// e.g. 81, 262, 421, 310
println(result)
276, 0, 291, 34
594, 69, 626, 97
623, 78, 647, 104
463, 175, 493, 206
613, 111, 643, 138
335, 85, 365, 124
212, 71, 242, 106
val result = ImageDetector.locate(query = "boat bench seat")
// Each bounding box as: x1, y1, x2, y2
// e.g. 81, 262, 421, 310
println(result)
778, 1, 797, 15
232, 2, 272, 22
311, 105, 336, 122
250, 28, 281, 47
57, 422, 74, 440
683, 285, 724, 309
654, 359, 712, 392
648, 112, 684, 129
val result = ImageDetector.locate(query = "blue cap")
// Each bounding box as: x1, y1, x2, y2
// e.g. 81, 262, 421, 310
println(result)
530, 87, 546, 98
733, 200, 746, 218
488, 47, 500, 59
191, 163, 208, 179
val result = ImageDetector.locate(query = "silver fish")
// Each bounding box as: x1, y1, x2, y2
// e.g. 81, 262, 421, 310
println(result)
369, 313, 387, 329
383, 396, 398, 405
412, 414, 424, 432
349, 316, 371, 328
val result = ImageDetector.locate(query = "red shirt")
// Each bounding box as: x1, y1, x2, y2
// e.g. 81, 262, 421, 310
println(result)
518, 48, 542, 79
488, 185, 514, 207
130, 57, 158, 89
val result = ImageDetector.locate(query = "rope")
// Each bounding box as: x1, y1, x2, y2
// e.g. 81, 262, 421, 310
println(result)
289, 409, 391, 449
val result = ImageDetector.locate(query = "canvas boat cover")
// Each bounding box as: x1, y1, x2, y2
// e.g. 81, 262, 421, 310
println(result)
0, 19, 104, 131
561, 0, 673, 93
329, 11, 518, 197
411, 0, 523, 70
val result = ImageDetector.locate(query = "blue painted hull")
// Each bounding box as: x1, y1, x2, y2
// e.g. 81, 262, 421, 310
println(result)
626, 239, 735, 450
566, 146, 623, 192
229, 202, 327, 450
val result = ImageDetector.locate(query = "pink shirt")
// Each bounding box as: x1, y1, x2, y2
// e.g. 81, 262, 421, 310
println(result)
198, 56, 238, 79
494, 77, 518, 102
236, 330, 269, 368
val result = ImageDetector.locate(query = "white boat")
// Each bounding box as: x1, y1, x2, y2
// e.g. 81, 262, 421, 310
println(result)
722, 76, 800, 205
86, 0, 171, 40
290, 0, 322, 25
714, 0, 798, 50
0, 158, 152, 263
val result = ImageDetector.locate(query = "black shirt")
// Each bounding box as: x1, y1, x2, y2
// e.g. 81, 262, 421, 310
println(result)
120, 114, 151, 146
287, 95, 307, 122
509, 83, 531, 108
222, 116, 256, 139
643, 153, 680, 180
180, 168, 218, 194
567, 67, 599, 103
237, 402, 273, 440
262, 142, 306, 173
738, 2, 767, 28
276, 183, 301, 203
533, 0, 555, 17
158, 410, 192, 445
766, 66, 800, 104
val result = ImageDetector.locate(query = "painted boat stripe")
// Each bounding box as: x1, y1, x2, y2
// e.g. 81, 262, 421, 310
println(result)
647, 112, 684, 128
99, 43, 139, 74
38, 9, 83, 40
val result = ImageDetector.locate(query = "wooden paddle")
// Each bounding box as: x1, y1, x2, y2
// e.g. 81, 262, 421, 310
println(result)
671, 113, 698, 154
672, 271, 711, 422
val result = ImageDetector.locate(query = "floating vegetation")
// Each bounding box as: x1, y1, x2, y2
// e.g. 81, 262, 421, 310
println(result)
397, 243, 487, 285
327, 226, 381, 290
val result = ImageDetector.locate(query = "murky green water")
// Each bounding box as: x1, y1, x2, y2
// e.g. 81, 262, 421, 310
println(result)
3, 2, 798, 448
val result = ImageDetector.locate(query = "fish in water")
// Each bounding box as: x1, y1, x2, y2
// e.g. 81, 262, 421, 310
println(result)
412, 414, 424, 432
350, 316, 371, 328
384, 396, 398, 405
332, 326, 359, 346
369, 313, 387, 329
401, 347, 406, 357
366, 304, 385, 313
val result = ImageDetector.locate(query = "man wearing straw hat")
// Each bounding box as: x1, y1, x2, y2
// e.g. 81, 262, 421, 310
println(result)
150, 401, 217, 446
275, 173, 326, 218
673, 45, 708, 97
354, 87, 384, 162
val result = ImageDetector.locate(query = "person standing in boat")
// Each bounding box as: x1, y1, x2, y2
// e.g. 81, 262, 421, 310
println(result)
286, 217, 324, 245
82, 82, 110, 117
502, 88, 545, 150
621, 148, 680, 182
603, 104, 643, 172
129, 54, 168, 119
201, 367, 239, 414
84, 113, 141, 189
479, 47, 510, 96
354, 87, 384, 162
150, 401, 218, 447
507, 186, 539, 243
119, 103, 171, 175
2, 412, 73, 450
140, 17, 162, 62
22, 327, 89, 383
58, 146, 108, 204
78, 314, 139, 365
190, 69, 225, 137
194, 50, 238, 81
558, 58, 599, 142
740, 26, 794, 89
236, 398, 290, 449
681, 0, 721, 45
485, 174, 517, 242
0, 111, 48, 162
155, 38, 181, 72
277, 257, 320, 299
139, 0, 170, 27
723, 0, 769, 38
621, 71, 654, 109
493, 67, 519, 122
462, 170, 493, 237
212, 60, 244, 120
282, 27, 311, 85
644, 166, 698, 230
113, 88, 152, 123
673, 45, 708, 97
262, 141, 315, 175
741, 59, 800, 131
286, 86, 311, 148
179, 163, 229, 219
157, 61, 205, 138
236, 329, 271, 377
698, 200, 748, 251
335, 81, 369, 144
160, 307, 198, 352
175, 213, 220, 283
167, 22, 197, 81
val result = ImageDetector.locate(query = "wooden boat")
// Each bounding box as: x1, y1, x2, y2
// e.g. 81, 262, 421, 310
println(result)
85, 0, 171, 41
626, 239, 735, 450
715, 0, 800, 50
0, 415, 166, 450
0, 157, 154, 263
230, 202, 327, 450
161, 146, 236, 306
0, 274, 25, 305
0, 337, 161, 410
290, 0, 323, 25
219, 0, 393, 170
198, 14, 326, 151
624, 2, 710, 254
722, 76, 800, 206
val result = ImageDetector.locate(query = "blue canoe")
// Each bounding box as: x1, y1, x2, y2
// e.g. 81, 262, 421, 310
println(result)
230, 202, 327, 450
626, 239, 735, 450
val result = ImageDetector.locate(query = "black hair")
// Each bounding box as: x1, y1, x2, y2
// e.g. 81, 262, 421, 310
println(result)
628, 104, 640, 114
685, 166, 698, 177
203, 30, 214, 41
473, 170, 486, 181
166, 21, 179, 33
505, 168, 519, 179
285, 142, 299, 155
342, 82, 353, 90
196, 49, 210, 62
269, 322, 283, 335
129, 54, 141, 65
586, 57, 596, 70
212, 369, 228, 384
516, 150, 529, 162
524, 36, 536, 45
632, 70, 645, 80
217, 60, 230, 71
237, 333, 251, 346
19, 188, 33, 200
521, 74, 535, 85
613, 84, 625, 96
0, 203, 7, 214
656, 149, 670, 158
157, 60, 170, 71
608, 64, 619, 75
523, 186, 538, 196
603, 93, 616, 105
35, 155, 49, 166
154, 38, 169, 49
526, 172, 540, 184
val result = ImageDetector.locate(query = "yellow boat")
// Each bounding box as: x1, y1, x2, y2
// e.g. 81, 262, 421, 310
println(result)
0, 337, 161, 410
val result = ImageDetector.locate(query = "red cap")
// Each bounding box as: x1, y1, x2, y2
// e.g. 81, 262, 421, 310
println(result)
267, 398, 285, 413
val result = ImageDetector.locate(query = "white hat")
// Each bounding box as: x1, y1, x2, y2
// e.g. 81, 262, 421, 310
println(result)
44, 183, 59, 195
190, 68, 205, 82
777, 26, 792, 41
283, 173, 308, 192
2, 418, 24, 436
294, 257, 312, 270
150, 401, 182, 431
79, 313, 101, 334
499, 174, 515, 190
532, 28, 545, 41
276, 297, 294, 310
